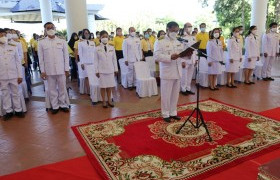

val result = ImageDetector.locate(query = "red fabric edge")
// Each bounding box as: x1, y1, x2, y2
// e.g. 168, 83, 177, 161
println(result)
71, 98, 280, 180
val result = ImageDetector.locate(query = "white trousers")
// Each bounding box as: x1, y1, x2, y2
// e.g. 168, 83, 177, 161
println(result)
0, 79, 22, 113
47, 75, 69, 109
161, 79, 180, 118
127, 62, 136, 87
262, 56, 275, 78
181, 64, 195, 92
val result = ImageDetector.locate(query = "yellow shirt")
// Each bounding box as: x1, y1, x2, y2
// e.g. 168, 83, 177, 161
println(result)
219, 36, 226, 50
196, 32, 209, 49
113, 36, 124, 51
149, 35, 156, 46
33, 40, 38, 52
30, 38, 35, 48
94, 38, 100, 46
68, 45, 74, 57
238, 35, 244, 48
20, 37, 28, 50
141, 39, 154, 52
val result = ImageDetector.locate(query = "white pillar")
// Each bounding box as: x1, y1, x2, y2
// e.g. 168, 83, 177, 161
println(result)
39, 0, 53, 24
88, 13, 96, 34
65, 0, 88, 40
250, 0, 268, 36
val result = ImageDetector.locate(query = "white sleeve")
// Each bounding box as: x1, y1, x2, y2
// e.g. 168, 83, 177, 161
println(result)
38, 41, 45, 73
63, 41, 70, 72
122, 39, 128, 62
154, 40, 172, 63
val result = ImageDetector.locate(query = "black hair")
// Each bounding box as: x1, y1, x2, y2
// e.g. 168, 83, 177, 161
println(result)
179, 28, 184, 36
199, 23, 206, 28
0, 28, 6, 33
166, 21, 179, 29
247, 25, 257, 36
209, 28, 220, 39
78, 31, 83, 37
44, 22, 54, 28
68, 32, 78, 50
100, 30, 108, 37
269, 22, 278, 28
157, 30, 165, 38
230, 27, 240, 37
82, 29, 90, 39
237, 25, 243, 29
3, 28, 10, 32
116, 27, 122, 32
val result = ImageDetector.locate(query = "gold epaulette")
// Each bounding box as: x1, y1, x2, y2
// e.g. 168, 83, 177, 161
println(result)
8, 43, 16, 46
158, 36, 164, 40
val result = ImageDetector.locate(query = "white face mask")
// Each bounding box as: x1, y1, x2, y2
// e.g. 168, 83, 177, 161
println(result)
0, 37, 8, 44
200, 28, 206, 32
130, 32, 136, 37
148, 32, 152, 35
271, 28, 277, 33
233, 32, 240, 38
187, 27, 192, 33
169, 32, 177, 40
214, 33, 220, 39
96, 34, 100, 38
12, 34, 18, 39
239, 30, 243, 35
6, 33, 12, 40
101, 38, 108, 44
252, 30, 257, 35
47, 29, 56, 36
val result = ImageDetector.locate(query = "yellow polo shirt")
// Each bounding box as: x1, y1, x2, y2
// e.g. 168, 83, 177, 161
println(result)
141, 39, 154, 52
196, 32, 209, 49
149, 35, 156, 46
219, 36, 226, 50
33, 40, 38, 52
238, 35, 244, 48
94, 38, 100, 46
30, 38, 35, 48
113, 36, 124, 51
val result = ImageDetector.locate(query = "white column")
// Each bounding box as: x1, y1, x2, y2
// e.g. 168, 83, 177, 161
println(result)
88, 13, 96, 34
65, 0, 88, 40
39, 0, 53, 24
250, 0, 268, 36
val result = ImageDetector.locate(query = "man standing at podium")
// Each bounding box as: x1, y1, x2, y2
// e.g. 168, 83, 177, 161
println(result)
154, 21, 185, 123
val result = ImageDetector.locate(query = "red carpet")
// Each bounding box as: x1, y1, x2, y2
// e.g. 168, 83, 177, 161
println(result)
1, 101, 280, 180
72, 99, 280, 180
259, 107, 280, 121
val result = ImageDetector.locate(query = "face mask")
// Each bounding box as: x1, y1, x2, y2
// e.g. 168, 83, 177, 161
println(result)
47, 29, 56, 36
84, 34, 90, 39
148, 32, 152, 35
271, 28, 277, 33
169, 32, 177, 40
6, 33, 12, 40
96, 34, 100, 38
252, 30, 257, 35
200, 28, 206, 32
0, 37, 8, 44
12, 34, 18, 39
74, 36, 78, 40
144, 34, 150, 39
214, 33, 220, 39
239, 30, 243, 34
233, 32, 239, 37
160, 34, 165, 38
130, 32, 136, 37
101, 38, 108, 44
187, 27, 192, 33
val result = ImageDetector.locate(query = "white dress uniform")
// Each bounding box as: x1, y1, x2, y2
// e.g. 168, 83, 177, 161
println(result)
180, 34, 197, 92
9, 39, 24, 61
244, 34, 260, 69
261, 32, 279, 78
0, 43, 23, 113
122, 36, 143, 88
38, 36, 70, 110
154, 35, 184, 118
94, 43, 118, 88
226, 37, 242, 73
206, 39, 223, 75
78, 40, 95, 77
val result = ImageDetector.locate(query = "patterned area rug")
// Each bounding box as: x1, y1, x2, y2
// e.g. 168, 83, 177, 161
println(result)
72, 99, 280, 180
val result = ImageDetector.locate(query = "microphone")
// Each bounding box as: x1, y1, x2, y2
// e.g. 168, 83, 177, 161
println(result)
177, 37, 188, 43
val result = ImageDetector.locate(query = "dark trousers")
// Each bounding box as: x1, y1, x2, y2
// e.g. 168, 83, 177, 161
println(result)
70, 57, 78, 80
143, 50, 153, 57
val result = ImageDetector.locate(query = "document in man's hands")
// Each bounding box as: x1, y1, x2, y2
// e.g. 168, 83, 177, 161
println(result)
179, 42, 200, 58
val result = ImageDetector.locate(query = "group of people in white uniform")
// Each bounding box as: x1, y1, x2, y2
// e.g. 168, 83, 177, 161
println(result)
0, 20, 279, 122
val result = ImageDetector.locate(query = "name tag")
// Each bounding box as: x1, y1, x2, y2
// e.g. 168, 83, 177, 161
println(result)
109, 50, 113, 52
57, 43, 62, 45
7, 49, 13, 52
90, 44, 95, 46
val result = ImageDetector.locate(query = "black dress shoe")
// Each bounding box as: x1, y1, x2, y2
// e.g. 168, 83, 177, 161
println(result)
170, 116, 181, 120
3, 112, 13, 121
163, 117, 171, 123
263, 78, 268, 81
231, 84, 237, 88
51, 109, 59, 114
186, 90, 195, 95
108, 102, 114, 107
268, 77, 275, 81
226, 84, 232, 88
15, 111, 25, 118
209, 87, 215, 91
181, 91, 188, 96
60, 107, 69, 112
214, 87, 219, 90
249, 81, 255, 84
244, 82, 251, 85
128, 87, 133, 91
